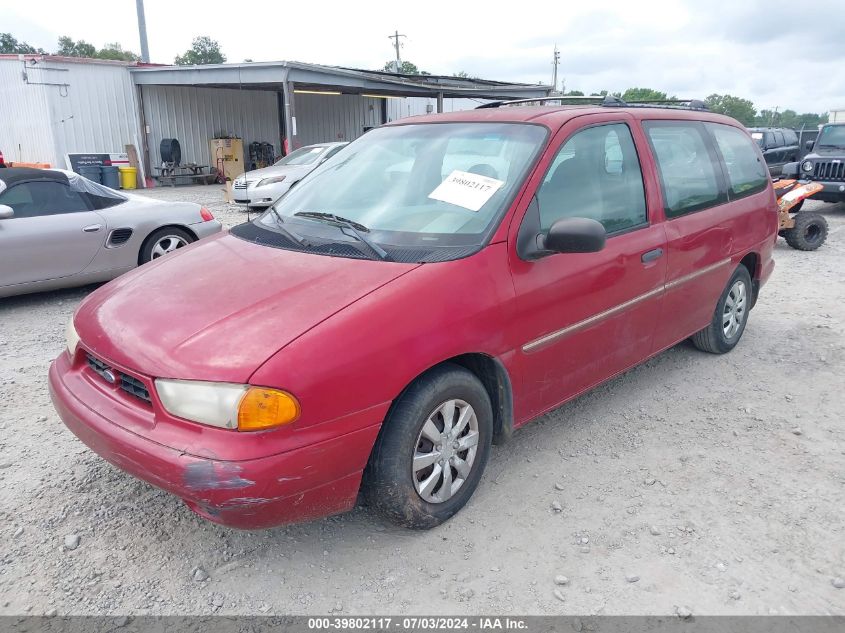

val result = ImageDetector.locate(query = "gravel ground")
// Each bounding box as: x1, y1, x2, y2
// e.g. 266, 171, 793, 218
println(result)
1, 185, 843, 617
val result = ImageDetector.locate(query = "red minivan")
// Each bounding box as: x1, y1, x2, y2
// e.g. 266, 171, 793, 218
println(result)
49, 102, 777, 529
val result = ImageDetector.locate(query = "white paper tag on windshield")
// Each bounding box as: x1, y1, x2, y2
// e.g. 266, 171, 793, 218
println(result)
428, 170, 505, 212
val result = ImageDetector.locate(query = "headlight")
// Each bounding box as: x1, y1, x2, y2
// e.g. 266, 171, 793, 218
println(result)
257, 175, 286, 187
802, 160, 813, 172
65, 317, 80, 357
154, 379, 300, 431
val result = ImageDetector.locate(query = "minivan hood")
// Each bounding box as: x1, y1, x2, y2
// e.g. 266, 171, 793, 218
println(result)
75, 233, 419, 383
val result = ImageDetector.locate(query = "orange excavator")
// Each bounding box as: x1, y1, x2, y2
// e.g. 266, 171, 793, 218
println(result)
773, 179, 827, 250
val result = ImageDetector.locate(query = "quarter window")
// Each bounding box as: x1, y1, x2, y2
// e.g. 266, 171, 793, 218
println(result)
0, 181, 89, 218
707, 123, 768, 198
644, 121, 724, 218
536, 123, 647, 234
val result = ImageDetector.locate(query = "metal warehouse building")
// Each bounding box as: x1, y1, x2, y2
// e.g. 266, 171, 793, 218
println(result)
0, 55, 549, 186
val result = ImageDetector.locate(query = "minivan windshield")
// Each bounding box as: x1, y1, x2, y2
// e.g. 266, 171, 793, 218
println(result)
273, 145, 327, 166
251, 123, 546, 262
816, 125, 845, 149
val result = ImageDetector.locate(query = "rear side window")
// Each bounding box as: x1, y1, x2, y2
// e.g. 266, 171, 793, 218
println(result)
644, 121, 725, 218
536, 123, 647, 234
773, 131, 785, 146
783, 129, 798, 145
707, 124, 768, 198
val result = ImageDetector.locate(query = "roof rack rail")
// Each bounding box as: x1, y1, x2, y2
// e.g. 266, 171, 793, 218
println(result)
477, 95, 709, 111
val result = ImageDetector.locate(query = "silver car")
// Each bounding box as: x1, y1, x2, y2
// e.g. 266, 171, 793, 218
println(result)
233, 142, 348, 209
0, 168, 222, 298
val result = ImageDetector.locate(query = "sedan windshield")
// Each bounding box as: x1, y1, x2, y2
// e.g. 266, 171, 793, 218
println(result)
251, 123, 547, 262
273, 146, 327, 166
816, 125, 845, 148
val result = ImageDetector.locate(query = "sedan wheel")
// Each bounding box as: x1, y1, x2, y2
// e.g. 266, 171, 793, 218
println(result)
151, 235, 188, 259
140, 227, 195, 265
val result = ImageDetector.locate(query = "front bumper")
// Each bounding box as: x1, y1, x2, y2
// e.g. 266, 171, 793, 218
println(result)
232, 182, 290, 208
48, 352, 380, 529
806, 180, 845, 202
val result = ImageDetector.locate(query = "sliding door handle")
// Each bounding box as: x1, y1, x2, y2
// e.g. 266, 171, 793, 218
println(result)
641, 248, 664, 263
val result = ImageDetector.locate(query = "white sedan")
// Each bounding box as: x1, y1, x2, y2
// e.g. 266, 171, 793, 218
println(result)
232, 142, 348, 209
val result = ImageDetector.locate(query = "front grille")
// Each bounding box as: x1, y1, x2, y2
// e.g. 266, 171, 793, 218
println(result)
120, 374, 151, 403
813, 161, 845, 181
86, 354, 112, 380
85, 353, 151, 404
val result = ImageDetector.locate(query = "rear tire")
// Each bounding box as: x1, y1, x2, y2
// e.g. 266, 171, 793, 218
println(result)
783, 212, 827, 251
364, 364, 493, 529
139, 227, 194, 264
691, 265, 752, 354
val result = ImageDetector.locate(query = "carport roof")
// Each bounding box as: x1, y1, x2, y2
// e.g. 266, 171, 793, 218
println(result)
129, 60, 551, 100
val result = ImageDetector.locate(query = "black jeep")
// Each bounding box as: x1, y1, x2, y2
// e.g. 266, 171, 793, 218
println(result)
786, 123, 845, 203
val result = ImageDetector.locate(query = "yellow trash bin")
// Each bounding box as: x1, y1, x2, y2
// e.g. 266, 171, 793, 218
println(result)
118, 166, 138, 190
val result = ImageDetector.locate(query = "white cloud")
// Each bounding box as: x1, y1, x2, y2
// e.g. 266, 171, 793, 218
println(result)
2, 0, 842, 112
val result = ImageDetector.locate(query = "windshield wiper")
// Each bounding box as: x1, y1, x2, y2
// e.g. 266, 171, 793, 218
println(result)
268, 206, 307, 245
293, 212, 391, 261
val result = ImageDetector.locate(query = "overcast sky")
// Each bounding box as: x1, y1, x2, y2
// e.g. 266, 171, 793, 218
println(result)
3, 0, 843, 113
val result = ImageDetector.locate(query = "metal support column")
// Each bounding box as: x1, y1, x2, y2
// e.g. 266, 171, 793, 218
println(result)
282, 81, 298, 154
437, 92, 444, 113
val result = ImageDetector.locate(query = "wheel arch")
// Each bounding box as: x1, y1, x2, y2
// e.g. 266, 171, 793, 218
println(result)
382, 353, 514, 448
738, 251, 759, 308
137, 224, 198, 265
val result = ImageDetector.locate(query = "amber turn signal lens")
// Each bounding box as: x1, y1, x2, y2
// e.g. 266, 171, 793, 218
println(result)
237, 387, 300, 431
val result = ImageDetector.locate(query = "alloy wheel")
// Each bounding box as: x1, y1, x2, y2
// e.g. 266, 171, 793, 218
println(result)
151, 235, 188, 259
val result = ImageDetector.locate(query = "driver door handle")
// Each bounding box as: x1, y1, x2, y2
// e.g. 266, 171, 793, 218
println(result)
82, 224, 102, 233
641, 248, 663, 263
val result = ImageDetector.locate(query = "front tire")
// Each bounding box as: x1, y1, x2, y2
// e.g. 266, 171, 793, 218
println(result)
140, 227, 194, 264
364, 364, 493, 529
691, 265, 752, 354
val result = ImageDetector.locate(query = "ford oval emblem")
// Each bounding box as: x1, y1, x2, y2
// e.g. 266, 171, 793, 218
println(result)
102, 369, 117, 384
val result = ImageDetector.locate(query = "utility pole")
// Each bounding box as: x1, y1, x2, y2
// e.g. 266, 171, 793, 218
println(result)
388, 30, 406, 73
135, 0, 150, 63
551, 45, 560, 94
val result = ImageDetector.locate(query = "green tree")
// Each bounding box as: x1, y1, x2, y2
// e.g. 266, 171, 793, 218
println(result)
383, 60, 429, 75
96, 42, 140, 62
621, 87, 674, 102
705, 93, 757, 125
564, 90, 584, 96
452, 70, 470, 78
174, 36, 226, 65
57, 36, 97, 58
0, 32, 45, 54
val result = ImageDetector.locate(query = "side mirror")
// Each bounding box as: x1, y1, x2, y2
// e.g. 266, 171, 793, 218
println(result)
0, 204, 14, 220
781, 162, 799, 178
805, 139, 815, 150
541, 217, 606, 254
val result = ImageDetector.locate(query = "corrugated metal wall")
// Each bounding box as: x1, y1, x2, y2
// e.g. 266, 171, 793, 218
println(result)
0, 59, 142, 169
293, 93, 382, 146
386, 97, 491, 121
0, 59, 56, 165
46, 61, 141, 168
141, 85, 280, 167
